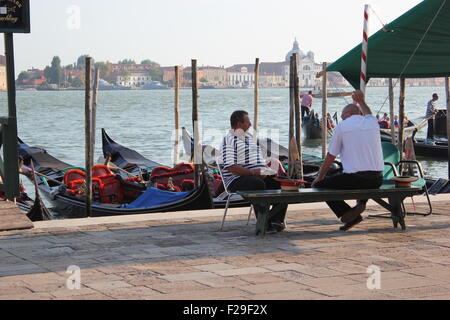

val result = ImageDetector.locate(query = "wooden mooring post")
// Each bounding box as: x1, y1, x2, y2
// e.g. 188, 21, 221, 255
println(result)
321, 62, 328, 159
174, 66, 180, 166
254, 58, 260, 138
398, 78, 406, 161
191, 59, 201, 188
446, 77, 450, 179
91, 68, 100, 169
389, 79, 396, 145
84, 57, 93, 217
293, 54, 303, 181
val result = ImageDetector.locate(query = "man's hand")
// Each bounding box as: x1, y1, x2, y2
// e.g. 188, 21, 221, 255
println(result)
352, 90, 365, 105
250, 169, 263, 177
352, 90, 372, 115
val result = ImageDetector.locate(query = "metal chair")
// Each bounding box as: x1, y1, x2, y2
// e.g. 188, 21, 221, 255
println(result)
216, 158, 254, 231
370, 142, 432, 218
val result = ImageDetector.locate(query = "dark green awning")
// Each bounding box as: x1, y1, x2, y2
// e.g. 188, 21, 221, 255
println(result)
327, 0, 450, 89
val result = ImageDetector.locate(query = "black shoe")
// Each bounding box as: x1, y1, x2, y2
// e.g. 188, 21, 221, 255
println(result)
341, 203, 366, 224
271, 222, 286, 232
340, 215, 363, 232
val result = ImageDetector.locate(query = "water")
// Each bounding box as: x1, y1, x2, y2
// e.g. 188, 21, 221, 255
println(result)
1, 86, 448, 192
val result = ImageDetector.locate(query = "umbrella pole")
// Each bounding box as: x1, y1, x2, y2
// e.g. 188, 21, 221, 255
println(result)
360, 4, 370, 96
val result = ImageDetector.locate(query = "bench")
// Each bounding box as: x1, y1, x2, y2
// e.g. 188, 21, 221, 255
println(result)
238, 184, 423, 237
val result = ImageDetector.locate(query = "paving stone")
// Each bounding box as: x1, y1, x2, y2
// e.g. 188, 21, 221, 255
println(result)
383, 285, 450, 299
241, 281, 310, 295
158, 272, 218, 282
1, 200, 450, 299
192, 263, 235, 272
100, 286, 161, 299
213, 267, 270, 277
159, 287, 248, 300
84, 280, 133, 292
149, 280, 210, 294
194, 276, 250, 288
248, 289, 327, 300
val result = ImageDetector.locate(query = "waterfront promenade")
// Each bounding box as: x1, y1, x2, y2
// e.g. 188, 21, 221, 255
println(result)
1, 195, 450, 300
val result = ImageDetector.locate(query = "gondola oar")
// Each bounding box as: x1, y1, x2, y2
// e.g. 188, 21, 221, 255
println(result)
26, 160, 52, 221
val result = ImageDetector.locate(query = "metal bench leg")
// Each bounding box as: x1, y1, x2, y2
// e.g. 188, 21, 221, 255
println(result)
220, 197, 231, 231
389, 196, 406, 231
247, 205, 253, 226
404, 187, 433, 217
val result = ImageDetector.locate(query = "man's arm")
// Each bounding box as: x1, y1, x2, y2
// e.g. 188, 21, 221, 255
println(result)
311, 153, 336, 187
227, 165, 261, 177
353, 90, 372, 115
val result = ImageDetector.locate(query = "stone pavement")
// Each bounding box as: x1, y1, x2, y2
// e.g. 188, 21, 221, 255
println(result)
1, 195, 450, 300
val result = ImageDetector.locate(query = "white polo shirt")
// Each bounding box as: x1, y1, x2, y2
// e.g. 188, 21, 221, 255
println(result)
328, 114, 384, 174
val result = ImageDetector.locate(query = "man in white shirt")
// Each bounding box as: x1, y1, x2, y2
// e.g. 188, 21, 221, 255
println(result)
220, 110, 288, 234
312, 91, 384, 231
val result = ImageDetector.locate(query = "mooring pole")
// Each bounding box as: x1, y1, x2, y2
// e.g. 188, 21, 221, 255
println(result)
293, 54, 301, 153
398, 78, 406, 161
85, 57, 93, 217
254, 58, 260, 138
191, 59, 201, 188
294, 54, 303, 181
445, 77, 450, 179
91, 68, 100, 169
321, 62, 328, 159
174, 66, 180, 166
288, 55, 295, 179
389, 79, 396, 145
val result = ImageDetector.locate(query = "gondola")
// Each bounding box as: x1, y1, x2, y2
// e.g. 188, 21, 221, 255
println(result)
18, 137, 214, 218
302, 111, 322, 140
102, 129, 249, 209
380, 131, 448, 159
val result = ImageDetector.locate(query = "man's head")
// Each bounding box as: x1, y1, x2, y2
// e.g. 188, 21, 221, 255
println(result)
341, 104, 361, 120
433, 93, 439, 101
230, 110, 251, 132
308, 90, 313, 95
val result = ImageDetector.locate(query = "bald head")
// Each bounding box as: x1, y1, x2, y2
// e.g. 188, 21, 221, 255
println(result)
341, 104, 362, 120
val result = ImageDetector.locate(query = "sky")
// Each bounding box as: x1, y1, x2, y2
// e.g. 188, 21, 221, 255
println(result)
2, 0, 423, 75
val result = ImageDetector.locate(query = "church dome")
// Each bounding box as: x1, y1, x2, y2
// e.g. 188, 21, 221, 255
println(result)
285, 39, 305, 62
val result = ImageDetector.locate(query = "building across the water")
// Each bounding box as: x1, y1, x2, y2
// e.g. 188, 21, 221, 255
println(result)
160, 39, 350, 89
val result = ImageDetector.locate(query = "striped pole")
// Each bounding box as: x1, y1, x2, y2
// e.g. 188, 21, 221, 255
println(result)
360, 4, 370, 96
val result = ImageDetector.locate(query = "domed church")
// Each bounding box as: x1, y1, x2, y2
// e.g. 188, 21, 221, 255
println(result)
284, 38, 320, 88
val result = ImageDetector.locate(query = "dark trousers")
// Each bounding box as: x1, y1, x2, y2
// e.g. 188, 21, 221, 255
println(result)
229, 176, 288, 224
427, 118, 434, 140
315, 171, 383, 218
301, 106, 311, 119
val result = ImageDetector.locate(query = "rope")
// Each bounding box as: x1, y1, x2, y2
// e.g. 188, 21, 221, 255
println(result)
375, 0, 447, 115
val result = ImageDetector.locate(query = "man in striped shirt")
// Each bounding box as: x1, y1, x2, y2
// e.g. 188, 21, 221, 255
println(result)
219, 110, 288, 234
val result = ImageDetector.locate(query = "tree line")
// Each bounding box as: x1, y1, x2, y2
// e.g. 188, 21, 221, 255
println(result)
17, 55, 164, 87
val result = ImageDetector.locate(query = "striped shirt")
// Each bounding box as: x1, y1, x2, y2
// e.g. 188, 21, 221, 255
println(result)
425, 99, 436, 118
219, 130, 266, 188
